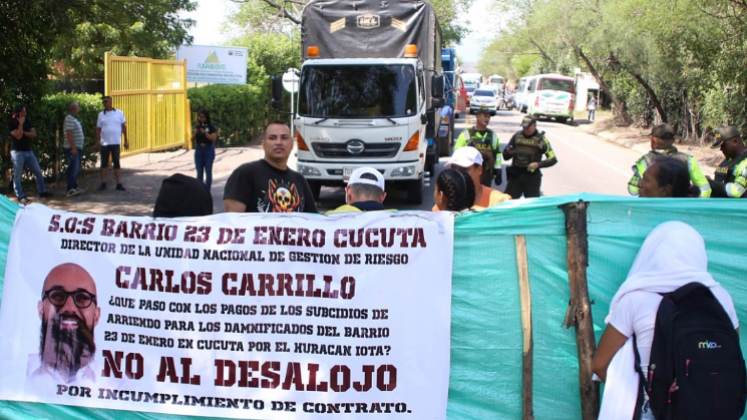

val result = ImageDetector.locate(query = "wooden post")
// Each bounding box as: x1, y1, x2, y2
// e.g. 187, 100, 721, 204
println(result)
515, 235, 534, 420
562, 200, 599, 420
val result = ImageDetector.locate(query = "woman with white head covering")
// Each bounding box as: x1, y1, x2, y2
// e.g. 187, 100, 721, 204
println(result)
592, 221, 739, 420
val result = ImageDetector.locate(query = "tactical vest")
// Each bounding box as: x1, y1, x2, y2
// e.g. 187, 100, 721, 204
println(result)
715, 152, 747, 184
643, 148, 689, 166
512, 131, 546, 168
466, 128, 496, 154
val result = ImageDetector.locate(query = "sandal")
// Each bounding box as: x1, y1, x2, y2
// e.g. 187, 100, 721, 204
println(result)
18, 197, 30, 205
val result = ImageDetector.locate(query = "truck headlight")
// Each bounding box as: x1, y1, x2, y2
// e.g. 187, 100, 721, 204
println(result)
391, 165, 417, 177
297, 165, 321, 176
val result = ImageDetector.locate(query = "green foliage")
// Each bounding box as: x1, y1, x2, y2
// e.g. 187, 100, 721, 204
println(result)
187, 84, 266, 146
1, 0, 195, 137
54, 0, 197, 80
226, 0, 472, 45
0, 0, 77, 117
482, 0, 747, 133
230, 32, 302, 83
2, 93, 103, 185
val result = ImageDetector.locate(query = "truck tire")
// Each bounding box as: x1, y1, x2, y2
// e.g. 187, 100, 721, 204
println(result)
307, 180, 322, 201
556, 117, 568, 124
448, 117, 455, 155
406, 178, 424, 205
426, 150, 436, 176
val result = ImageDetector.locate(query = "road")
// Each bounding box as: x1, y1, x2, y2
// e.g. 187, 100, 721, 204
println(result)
314, 110, 642, 212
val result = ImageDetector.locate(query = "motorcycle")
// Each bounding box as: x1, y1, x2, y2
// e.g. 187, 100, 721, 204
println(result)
506, 96, 515, 111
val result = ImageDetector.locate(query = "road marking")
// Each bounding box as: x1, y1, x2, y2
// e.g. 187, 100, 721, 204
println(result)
544, 131, 630, 178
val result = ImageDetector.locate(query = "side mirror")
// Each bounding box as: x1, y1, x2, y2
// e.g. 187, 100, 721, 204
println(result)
271, 99, 283, 110
271, 76, 283, 101
431, 74, 444, 99
431, 97, 445, 108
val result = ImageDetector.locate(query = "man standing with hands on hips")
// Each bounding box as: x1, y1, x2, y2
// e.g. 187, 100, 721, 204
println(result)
502, 115, 557, 198
94, 96, 128, 191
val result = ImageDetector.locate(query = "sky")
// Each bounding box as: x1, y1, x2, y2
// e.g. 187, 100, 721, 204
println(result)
180, 0, 498, 65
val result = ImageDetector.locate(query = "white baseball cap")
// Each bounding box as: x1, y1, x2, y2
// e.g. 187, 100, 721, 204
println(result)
347, 167, 385, 191
445, 147, 483, 168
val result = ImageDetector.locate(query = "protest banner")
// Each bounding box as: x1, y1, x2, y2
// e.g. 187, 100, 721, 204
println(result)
0, 205, 454, 419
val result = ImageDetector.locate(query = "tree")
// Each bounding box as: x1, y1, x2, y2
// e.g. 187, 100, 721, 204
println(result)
227, 0, 472, 45
53, 0, 197, 80
0, 0, 196, 119
0, 0, 79, 116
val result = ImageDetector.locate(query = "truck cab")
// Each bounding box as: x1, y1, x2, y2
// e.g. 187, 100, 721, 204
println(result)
271, 0, 444, 205
293, 57, 433, 203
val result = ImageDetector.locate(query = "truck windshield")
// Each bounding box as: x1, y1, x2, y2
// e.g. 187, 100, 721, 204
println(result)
299, 65, 418, 117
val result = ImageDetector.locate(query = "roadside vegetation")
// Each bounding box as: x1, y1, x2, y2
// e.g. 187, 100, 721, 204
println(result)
478, 0, 747, 141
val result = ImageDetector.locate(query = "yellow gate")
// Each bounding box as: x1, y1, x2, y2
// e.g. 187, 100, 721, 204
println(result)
104, 52, 191, 157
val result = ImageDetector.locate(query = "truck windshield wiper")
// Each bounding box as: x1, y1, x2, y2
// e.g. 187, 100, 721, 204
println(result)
313, 117, 330, 125
378, 114, 398, 125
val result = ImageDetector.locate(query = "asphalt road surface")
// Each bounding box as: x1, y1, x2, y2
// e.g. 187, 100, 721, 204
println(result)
314, 110, 643, 212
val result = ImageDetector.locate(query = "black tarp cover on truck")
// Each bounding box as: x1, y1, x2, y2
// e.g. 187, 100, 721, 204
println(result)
302, 0, 442, 71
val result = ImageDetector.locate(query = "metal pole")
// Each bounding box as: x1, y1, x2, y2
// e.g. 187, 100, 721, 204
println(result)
290, 84, 295, 140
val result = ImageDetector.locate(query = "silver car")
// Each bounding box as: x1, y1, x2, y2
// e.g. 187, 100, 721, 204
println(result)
469, 89, 498, 113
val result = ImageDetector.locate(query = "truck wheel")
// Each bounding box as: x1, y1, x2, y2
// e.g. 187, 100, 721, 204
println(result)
307, 180, 322, 201
406, 178, 424, 205
557, 117, 568, 124
449, 117, 455, 155
426, 151, 436, 175
437, 133, 449, 158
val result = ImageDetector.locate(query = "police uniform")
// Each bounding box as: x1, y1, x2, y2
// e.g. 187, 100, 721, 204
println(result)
502, 115, 557, 198
628, 124, 711, 197
709, 126, 747, 198
453, 105, 502, 186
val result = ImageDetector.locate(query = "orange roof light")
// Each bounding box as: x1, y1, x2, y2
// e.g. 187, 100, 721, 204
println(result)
307, 46, 320, 58
404, 44, 417, 58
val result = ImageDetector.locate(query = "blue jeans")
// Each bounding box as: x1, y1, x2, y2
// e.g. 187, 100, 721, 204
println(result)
11, 150, 47, 199
64, 147, 82, 190
194, 143, 215, 189
588, 109, 596, 121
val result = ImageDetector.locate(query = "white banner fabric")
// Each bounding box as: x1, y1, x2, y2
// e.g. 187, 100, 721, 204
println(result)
0, 205, 454, 419
177, 45, 248, 85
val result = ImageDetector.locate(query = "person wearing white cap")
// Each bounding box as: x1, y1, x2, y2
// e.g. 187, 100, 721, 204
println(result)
432, 146, 510, 211
326, 167, 388, 214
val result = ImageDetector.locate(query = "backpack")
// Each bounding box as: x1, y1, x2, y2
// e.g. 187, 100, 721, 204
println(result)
634, 282, 747, 420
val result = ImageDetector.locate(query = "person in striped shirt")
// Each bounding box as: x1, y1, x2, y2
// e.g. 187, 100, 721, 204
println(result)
64, 101, 85, 196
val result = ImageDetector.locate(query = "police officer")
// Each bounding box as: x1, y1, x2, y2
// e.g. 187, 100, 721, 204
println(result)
627, 123, 711, 197
706, 126, 747, 198
502, 115, 557, 198
453, 104, 501, 187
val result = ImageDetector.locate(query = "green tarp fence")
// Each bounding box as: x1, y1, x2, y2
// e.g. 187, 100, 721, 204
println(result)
1, 193, 746, 420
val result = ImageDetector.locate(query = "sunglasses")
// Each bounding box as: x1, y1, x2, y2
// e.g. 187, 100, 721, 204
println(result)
42, 288, 97, 309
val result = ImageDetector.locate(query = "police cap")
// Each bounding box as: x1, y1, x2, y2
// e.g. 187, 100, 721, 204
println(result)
476, 104, 495, 116
650, 123, 675, 140
711, 126, 741, 149
521, 115, 537, 128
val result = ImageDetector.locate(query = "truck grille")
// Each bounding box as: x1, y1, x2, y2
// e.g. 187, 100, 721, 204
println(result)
312, 142, 400, 159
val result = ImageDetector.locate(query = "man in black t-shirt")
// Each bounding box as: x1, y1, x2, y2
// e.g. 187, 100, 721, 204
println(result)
223, 121, 318, 213
8, 105, 52, 204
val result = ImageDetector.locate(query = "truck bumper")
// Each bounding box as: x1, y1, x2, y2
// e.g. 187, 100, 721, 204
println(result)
296, 160, 423, 185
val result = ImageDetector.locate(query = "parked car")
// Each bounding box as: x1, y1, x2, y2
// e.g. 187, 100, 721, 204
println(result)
465, 86, 476, 105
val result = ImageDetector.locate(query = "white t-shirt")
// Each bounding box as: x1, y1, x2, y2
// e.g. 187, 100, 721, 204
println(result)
609, 288, 739, 374
96, 109, 126, 146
